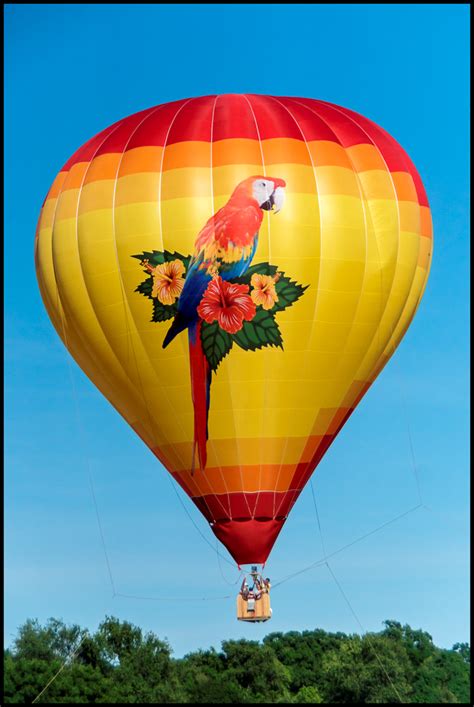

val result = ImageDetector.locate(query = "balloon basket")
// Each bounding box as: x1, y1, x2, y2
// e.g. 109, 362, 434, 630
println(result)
236, 566, 272, 622
236, 592, 271, 622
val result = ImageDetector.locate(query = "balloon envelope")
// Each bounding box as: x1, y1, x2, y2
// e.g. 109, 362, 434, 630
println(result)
35, 95, 432, 565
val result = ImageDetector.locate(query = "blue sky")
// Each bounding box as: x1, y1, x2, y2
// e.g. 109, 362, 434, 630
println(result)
4, 4, 469, 658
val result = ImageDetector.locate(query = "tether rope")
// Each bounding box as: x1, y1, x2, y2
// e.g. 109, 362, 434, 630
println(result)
271, 502, 422, 589
32, 632, 91, 704
325, 561, 406, 703
278, 358, 426, 702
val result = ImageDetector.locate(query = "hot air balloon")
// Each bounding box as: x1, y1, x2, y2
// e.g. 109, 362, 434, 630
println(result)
35, 95, 432, 599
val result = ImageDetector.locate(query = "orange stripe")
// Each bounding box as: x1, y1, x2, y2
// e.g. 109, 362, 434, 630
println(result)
84, 153, 122, 184
420, 205, 433, 238
346, 143, 387, 172
261, 138, 312, 165
163, 141, 211, 170
172, 463, 299, 496
391, 171, 418, 202
120, 146, 163, 175
46, 171, 68, 200
64, 161, 90, 189
213, 138, 264, 166
309, 140, 353, 168
156, 435, 323, 472
41, 140, 432, 219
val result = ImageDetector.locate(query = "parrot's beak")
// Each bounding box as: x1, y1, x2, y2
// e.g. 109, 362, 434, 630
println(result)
271, 185, 285, 214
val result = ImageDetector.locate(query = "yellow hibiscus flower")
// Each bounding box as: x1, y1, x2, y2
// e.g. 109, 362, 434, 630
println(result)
151, 259, 185, 305
250, 273, 279, 310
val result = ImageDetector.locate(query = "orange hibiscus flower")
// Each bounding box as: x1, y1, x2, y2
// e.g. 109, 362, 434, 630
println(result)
151, 259, 185, 305
250, 273, 279, 310
197, 277, 256, 334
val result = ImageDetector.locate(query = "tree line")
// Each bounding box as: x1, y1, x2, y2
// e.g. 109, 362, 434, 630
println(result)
3, 616, 470, 703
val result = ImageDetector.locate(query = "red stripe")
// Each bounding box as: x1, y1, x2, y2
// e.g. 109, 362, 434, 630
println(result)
93, 106, 164, 157
192, 491, 294, 522
59, 94, 428, 207
61, 106, 156, 169
165, 95, 214, 146
245, 94, 309, 141
323, 100, 429, 206
212, 94, 261, 141
283, 96, 359, 143
276, 96, 341, 141
61, 121, 121, 170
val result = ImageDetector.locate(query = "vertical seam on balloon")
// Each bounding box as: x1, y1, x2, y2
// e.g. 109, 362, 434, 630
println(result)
320, 105, 428, 522
242, 94, 271, 523
36, 202, 64, 336
296, 102, 380, 380
77, 110, 172, 452
269, 98, 346, 520
323, 101, 423, 382
320, 101, 402, 375
265, 95, 322, 521
49, 165, 72, 339
47, 121, 119, 333
235, 93, 267, 523
284, 99, 394, 513
154, 97, 229, 523
208, 93, 233, 520
283, 99, 383, 515
117, 104, 200, 490
109, 105, 183, 461
404, 238, 432, 338
237, 94, 268, 522
120, 99, 226, 524
52, 120, 137, 404
280, 100, 426, 525
272, 98, 336, 519
75, 115, 186, 455
70, 108, 198, 490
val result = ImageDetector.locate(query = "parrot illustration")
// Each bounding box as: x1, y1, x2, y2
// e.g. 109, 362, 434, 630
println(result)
162, 176, 286, 472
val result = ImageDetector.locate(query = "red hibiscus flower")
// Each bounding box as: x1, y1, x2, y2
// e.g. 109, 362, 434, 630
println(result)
197, 277, 256, 334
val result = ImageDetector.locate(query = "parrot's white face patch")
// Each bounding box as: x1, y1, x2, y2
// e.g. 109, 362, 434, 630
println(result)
252, 179, 275, 207
252, 179, 285, 213
272, 186, 285, 214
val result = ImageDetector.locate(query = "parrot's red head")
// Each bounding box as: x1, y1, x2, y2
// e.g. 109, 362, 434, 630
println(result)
231, 176, 286, 213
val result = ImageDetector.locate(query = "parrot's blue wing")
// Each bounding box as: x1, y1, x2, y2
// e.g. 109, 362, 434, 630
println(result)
162, 233, 259, 349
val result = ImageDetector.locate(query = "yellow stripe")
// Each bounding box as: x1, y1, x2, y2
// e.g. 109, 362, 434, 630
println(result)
43, 140, 424, 205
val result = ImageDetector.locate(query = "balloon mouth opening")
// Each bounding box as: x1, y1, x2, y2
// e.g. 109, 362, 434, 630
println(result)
210, 517, 286, 566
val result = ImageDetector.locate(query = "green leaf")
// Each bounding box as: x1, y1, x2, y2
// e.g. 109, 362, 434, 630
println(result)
132, 250, 193, 323
232, 262, 308, 313
152, 299, 178, 322
131, 250, 192, 271
232, 309, 283, 351
201, 321, 233, 372
271, 276, 309, 313
135, 276, 153, 299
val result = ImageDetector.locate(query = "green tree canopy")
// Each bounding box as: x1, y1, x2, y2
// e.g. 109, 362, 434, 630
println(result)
3, 617, 470, 704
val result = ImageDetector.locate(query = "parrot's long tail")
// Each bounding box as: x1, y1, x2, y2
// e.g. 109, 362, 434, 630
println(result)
188, 321, 211, 472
